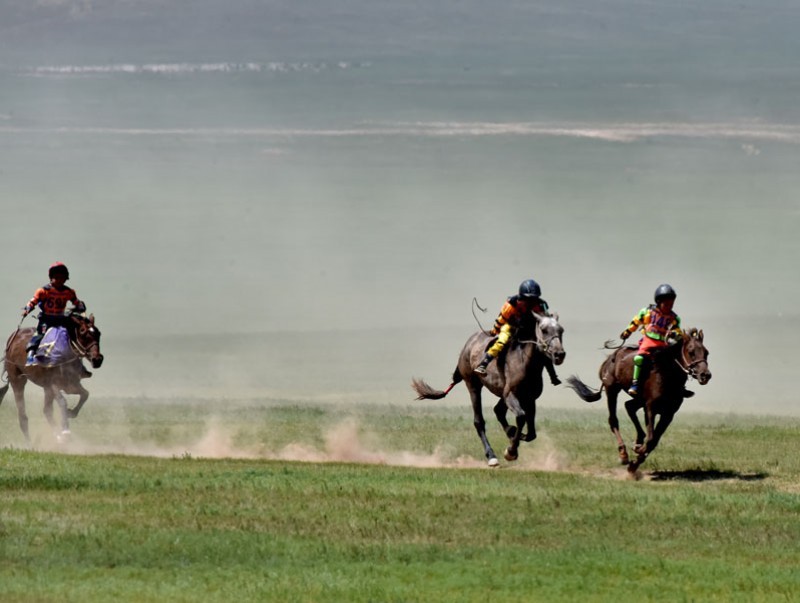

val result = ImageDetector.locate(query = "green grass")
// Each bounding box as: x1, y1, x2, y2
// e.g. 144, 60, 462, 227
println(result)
1, 398, 799, 602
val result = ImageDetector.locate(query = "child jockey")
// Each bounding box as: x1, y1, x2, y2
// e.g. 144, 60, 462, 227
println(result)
475, 278, 561, 385
619, 283, 683, 397
22, 262, 86, 365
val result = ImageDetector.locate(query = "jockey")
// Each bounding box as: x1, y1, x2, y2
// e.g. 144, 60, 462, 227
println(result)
21, 262, 86, 365
474, 278, 561, 385
619, 283, 683, 397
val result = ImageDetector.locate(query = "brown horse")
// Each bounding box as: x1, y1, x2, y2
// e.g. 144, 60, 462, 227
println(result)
0, 312, 104, 443
412, 313, 565, 467
566, 328, 711, 472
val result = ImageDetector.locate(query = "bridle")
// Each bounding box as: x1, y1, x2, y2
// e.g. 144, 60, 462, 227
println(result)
69, 318, 101, 360
534, 317, 563, 360
674, 339, 707, 381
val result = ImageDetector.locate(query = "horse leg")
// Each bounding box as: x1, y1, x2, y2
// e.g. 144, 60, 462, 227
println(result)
502, 392, 526, 462
10, 380, 31, 444
492, 398, 516, 438
54, 390, 71, 441
644, 410, 674, 456
624, 398, 648, 471
42, 387, 56, 427
606, 387, 629, 464
68, 385, 90, 419
468, 385, 499, 467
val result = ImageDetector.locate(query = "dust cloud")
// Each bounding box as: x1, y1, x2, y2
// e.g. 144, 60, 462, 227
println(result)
28, 417, 573, 473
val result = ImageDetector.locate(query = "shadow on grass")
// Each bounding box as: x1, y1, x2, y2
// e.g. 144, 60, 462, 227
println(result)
648, 468, 768, 482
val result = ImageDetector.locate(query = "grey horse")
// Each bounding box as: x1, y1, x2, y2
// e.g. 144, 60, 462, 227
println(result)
412, 313, 565, 466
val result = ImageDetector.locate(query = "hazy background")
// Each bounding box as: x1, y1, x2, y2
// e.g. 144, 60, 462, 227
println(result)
1, 0, 798, 417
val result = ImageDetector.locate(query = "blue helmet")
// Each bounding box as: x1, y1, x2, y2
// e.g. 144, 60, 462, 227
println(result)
519, 279, 542, 299
654, 284, 676, 303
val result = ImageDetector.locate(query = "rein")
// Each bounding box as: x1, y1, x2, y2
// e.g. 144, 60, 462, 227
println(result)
70, 336, 99, 359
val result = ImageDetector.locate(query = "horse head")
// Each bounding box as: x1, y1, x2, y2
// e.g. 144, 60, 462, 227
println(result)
533, 312, 566, 366
680, 327, 711, 385
69, 312, 104, 369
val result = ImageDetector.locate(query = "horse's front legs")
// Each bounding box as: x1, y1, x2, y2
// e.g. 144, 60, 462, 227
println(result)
68, 385, 90, 419
468, 385, 499, 467
44, 387, 70, 441
502, 392, 526, 462
624, 398, 648, 471
54, 390, 71, 439
492, 398, 517, 438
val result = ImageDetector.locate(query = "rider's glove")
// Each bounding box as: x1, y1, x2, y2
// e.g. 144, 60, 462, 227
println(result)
21, 307, 29, 317
619, 329, 630, 340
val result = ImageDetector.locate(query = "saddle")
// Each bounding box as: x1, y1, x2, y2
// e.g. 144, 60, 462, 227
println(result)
30, 326, 77, 367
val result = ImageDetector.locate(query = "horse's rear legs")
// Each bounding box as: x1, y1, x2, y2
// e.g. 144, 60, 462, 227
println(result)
468, 386, 499, 467
606, 389, 629, 464
10, 381, 31, 444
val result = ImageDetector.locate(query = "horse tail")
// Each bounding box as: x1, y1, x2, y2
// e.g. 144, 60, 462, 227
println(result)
411, 370, 463, 401
565, 375, 603, 403
0, 383, 8, 406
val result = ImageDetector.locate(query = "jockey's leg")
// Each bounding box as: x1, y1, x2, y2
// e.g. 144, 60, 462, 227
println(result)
544, 357, 561, 386
475, 325, 511, 374
627, 353, 649, 397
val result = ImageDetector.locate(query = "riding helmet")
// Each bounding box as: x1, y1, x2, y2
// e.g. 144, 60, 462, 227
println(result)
654, 283, 676, 303
519, 279, 542, 299
49, 262, 70, 280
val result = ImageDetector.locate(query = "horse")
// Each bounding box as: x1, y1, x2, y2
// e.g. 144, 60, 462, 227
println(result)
566, 328, 711, 472
412, 312, 565, 467
0, 312, 104, 443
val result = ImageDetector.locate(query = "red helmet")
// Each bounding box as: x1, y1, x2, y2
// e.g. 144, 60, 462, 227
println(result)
48, 262, 70, 280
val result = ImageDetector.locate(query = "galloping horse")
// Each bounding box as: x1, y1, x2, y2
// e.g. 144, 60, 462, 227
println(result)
412, 313, 565, 467
0, 312, 104, 442
566, 328, 711, 472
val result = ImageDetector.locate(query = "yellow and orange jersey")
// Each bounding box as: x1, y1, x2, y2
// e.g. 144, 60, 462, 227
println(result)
491, 295, 550, 335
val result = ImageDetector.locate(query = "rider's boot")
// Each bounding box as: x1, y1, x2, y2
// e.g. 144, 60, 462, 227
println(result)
545, 359, 561, 386
474, 353, 493, 375
627, 380, 640, 397
25, 349, 36, 366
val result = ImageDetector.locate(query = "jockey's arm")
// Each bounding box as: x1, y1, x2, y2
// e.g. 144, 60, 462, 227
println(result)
620, 308, 646, 340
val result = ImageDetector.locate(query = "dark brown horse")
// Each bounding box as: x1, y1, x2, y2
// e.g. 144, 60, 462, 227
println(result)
412, 313, 565, 467
566, 328, 711, 472
0, 312, 104, 443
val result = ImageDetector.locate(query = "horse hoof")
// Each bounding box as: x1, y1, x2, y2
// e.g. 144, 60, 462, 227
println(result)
523, 432, 536, 442
68, 408, 78, 419
504, 448, 518, 462
487, 457, 500, 468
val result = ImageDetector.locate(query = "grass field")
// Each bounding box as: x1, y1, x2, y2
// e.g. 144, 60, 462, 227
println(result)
1, 397, 799, 602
